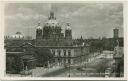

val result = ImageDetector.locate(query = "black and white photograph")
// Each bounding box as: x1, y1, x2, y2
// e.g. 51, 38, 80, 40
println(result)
4, 2, 124, 78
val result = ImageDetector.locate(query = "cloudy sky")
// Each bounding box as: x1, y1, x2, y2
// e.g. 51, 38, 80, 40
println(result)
4, 3, 123, 39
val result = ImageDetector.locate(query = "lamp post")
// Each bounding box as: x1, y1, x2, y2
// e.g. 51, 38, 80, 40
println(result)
68, 52, 71, 77
68, 60, 70, 77
80, 46, 82, 76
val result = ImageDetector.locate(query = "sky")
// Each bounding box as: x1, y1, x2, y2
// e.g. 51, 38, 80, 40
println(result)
4, 3, 123, 39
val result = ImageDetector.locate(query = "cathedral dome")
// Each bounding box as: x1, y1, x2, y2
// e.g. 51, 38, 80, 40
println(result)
44, 11, 60, 27
12, 32, 24, 39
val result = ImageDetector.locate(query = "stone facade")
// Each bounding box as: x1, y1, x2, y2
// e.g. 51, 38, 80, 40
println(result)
34, 11, 88, 66
4, 11, 90, 73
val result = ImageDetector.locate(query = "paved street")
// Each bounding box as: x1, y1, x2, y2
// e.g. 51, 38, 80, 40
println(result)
42, 67, 68, 77
32, 66, 64, 77
40, 65, 98, 77
39, 52, 114, 77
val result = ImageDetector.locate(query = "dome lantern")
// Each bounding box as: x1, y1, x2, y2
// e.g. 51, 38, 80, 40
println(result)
49, 11, 56, 20
45, 11, 60, 27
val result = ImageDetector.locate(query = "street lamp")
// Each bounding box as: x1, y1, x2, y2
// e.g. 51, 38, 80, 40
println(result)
68, 52, 71, 77
68, 61, 70, 77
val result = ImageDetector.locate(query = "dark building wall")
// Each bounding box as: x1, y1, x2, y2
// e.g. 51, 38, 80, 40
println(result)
36, 38, 73, 46
35, 48, 53, 67
4, 39, 35, 47
6, 52, 36, 74
5, 42, 37, 74
6, 53, 23, 74
65, 29, 72, 39
36, 29, 42, 40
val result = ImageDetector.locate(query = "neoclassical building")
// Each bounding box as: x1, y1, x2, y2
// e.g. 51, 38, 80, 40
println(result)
5, 11, 90, 74
35, 11, 89, 66
5, 11, 123, 75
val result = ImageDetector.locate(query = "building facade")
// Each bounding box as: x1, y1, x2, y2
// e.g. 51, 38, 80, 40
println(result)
35, 11, 89, 67
5, 11, 90, 74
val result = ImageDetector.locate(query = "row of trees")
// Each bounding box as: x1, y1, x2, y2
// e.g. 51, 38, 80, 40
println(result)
6, 42, 54, 74
35, 48, 54, 67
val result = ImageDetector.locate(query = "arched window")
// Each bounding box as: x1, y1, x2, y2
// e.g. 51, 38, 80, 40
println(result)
68, 50, 71, 56
57, 49, 61, 57
52, 50, 55, 56
68, 59, 71, 63
63, 50, 66, 56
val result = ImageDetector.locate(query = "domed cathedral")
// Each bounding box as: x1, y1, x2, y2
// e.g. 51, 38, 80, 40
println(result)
43, 11, 63, 40
36, 11, 73, 46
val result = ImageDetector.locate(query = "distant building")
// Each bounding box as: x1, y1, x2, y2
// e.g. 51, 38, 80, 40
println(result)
113, 41, 124, 77
113, 28, 119, 38
4, 32, 24, 40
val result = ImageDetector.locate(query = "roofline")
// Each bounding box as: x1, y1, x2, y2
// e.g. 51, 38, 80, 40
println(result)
5, 45, 87, 48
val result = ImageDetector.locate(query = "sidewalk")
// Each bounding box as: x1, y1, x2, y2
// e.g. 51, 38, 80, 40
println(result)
32, 66, 64, 77
6, 66, 64, 77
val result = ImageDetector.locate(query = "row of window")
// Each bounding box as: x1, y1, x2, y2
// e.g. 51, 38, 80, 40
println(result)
51, 49, 71, 56
53, 58, 72, 64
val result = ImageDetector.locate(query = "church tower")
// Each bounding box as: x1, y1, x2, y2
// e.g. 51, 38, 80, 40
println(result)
36, 22, 42, 40
113, 28, 119, 39
65, 23, 72, 39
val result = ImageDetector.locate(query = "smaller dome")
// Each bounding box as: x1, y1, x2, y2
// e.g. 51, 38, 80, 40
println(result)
12, 32, 24, 39
16, 32, 21, 34
66, 23, 71, 30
